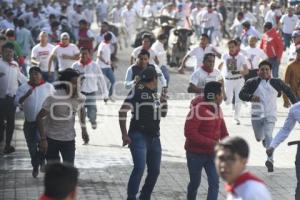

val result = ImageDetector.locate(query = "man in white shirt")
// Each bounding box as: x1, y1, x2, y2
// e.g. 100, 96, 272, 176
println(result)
0, 42, 27, 154
15, 67, 54, 178
97, 32, 116, 101
240, 21, 262, 47
240, 60, 297, 172
244, 36, 268, 80
0, 10, 15, 30
219, 40, 249, 125
69, 2, 87, 39
280, 7, 299, 49
178, 33, 221, 74
48, 32, 80, 74
151, 33, 169, 85
121, 2, 137, 47
264, 3, 277, 27
199, 4, 220, 43
187, 53, 223, 96
131, 34, 159, 66
31, 31, 55, 82
215, 136, 272, 200
72, 48, 108, 129
267, 102, 300, 199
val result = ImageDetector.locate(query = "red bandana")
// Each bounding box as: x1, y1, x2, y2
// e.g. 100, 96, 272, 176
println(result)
80, 58, 92, 66
202, 65, 213, 74
58, 42, 69, 48
28, 80, 45, 89
39, 194, 54, 200
224, 172, 264, 195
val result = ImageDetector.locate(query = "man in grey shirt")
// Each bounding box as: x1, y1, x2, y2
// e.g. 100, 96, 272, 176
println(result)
37, 69, 89, 165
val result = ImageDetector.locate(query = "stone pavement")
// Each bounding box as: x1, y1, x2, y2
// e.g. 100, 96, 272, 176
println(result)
0, 46, 300, 200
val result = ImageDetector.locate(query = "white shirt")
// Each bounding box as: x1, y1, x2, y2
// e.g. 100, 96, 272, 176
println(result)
131, 46, 157, 66
280, 14, 299, 34
51, 44, 80, 71
190, 67, 223, 95
200, 10, 220, 28
252, 79, 278, 122
151, 40, 167, 66
15, 82, 54, 122
187, 45, 218, 71
244, 47, 268, 69
265, 10, 277, 26
270, 102, 300, 148
124, 64, 167, 90
222, 53, 248, 78
121, 8, 136, 27
97, 42, 111, 69
31, 43, 55, 72
227, 180, 272, 200
0, 59, 27, 98
0, 19, 15, 30
72, 61, 108, 97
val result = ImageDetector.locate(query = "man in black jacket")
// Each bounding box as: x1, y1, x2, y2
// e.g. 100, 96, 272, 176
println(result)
239, 60, 298, 172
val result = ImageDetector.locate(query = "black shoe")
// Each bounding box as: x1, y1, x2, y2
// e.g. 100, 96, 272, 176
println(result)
265, 160, 274, 172
262, 139, 266, 148
32, 166, 39, 178
40, 163, 45, 173
3, 145, 15, 154
91, 121, 97, 130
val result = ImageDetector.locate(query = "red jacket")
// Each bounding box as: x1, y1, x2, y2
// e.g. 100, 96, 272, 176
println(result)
260, 28, 284, 59
184, 97, 229, 154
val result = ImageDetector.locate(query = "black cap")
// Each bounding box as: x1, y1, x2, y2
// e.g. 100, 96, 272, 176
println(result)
264, 22, 273, 30
29, 67, 42, 74
140, 67, 157, 82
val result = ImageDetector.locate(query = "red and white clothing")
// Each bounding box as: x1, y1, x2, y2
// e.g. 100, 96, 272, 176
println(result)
51, 43, 80, 71
15, 81, 54, 122
222, 53, 248, 121
0, 58, 27, 98
225, 172, 272, 200
72, 60, 108, 97
31, 43, 55, 72
186, 44, 219, 71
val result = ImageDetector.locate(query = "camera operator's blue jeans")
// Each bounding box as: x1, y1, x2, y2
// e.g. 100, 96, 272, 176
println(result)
127, 131, 161, 200
186, 152, 219, 200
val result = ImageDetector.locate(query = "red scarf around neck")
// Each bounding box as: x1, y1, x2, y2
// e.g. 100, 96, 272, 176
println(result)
202, 65, 213, 73
80, 58, 92, 66
39, 194, 54, 200
58, 42, 69, 48
224, 172, 264, 195
28, 80, 45, 89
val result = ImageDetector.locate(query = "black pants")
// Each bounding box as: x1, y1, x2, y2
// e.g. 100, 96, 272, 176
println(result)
46, 138, 75, 166
23, 121, 45, 168
0, 96, 16, 146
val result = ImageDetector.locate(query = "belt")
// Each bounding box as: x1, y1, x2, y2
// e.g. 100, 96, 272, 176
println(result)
225, 76, 242, 80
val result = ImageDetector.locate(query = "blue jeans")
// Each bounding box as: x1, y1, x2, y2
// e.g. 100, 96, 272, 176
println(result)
203, 27, 214, 43
127, 131, 161, 200
186, 152, 219, 200
160, 65, 170, 86
295, 144, 300, 199
101, 68, 115, 97
23, 121, 45, 168
42, 72, 55, 83
82, 92, 97, 123
268, 57, 280, 78
283, 33, 292, 49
